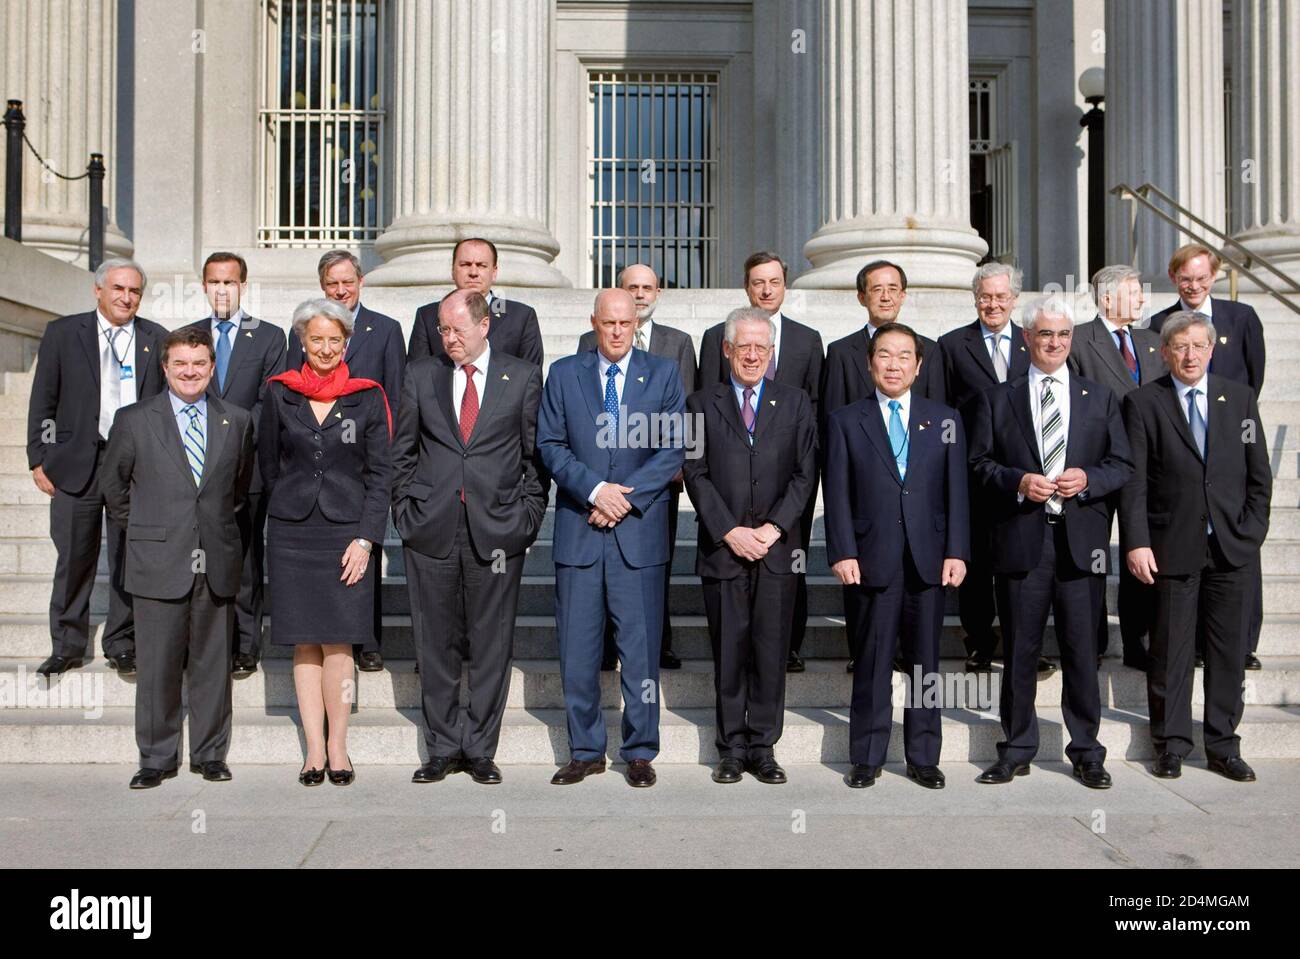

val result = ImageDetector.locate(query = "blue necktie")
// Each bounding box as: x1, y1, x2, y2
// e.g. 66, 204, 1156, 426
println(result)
1187, 388, 1207, 458
215, 320, 233, 391
604, 363, 620, 431
181, 405, 205, 486
888, 399, 908, 480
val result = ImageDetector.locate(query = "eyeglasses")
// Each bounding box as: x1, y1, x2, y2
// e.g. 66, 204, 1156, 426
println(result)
437, 325, 477, 338
1032, 330, 1073, 343
976, 294, 1015, 306
1168, 342, 1212, 355
732, 344, 773, 356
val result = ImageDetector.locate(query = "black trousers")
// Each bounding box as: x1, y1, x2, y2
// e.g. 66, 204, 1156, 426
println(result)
1149, 536, 1250, 761
959, 502, 1001, 658
701, 565, 795, 759
788, 473, 818, 654
997, 520, 1105, 766
1098, 507, 1154, 657
358, 508, 387, 655
605, 481, 681, 658
233, 489, 267, 657
134, 574, 234, 769
848, 548, 943, 767
48, 448, 133, 659
406, 504, 523, 760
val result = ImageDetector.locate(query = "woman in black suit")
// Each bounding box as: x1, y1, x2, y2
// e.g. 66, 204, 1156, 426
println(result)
260, 298, 392, 786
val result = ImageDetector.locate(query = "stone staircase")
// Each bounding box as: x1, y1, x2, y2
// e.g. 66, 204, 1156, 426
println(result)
2, 290, 1298, 764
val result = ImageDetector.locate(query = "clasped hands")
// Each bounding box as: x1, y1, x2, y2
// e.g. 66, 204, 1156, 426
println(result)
1019, 467, 1088, 502
723, 523, 782, 562
588, 483, 635, 528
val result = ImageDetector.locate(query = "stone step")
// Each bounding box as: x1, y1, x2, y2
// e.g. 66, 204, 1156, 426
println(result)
6, 656, 1293, 711
9, 612, 1300, 661
0, 448, 31, 474
1, 703, 1295, 764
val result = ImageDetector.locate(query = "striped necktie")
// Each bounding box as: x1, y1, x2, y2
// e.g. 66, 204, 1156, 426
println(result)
1039, 377, 1064, 513
181, 404, 205, 487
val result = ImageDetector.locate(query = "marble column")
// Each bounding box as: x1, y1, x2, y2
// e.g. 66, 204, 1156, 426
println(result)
0, 0, 131, 264
368, 0, 566, 287
795, 0, 986, 290
1104, 0, 1225, 286
1229, 0, 1300, 283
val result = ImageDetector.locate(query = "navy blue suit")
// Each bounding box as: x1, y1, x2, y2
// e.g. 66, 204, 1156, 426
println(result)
537, 348, 686, 762
825, 394, 970, 767
968, 371, 1134, 766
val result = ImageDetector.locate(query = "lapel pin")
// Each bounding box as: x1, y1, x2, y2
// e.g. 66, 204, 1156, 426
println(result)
1217, 395, 1227, 402
222, 418, 229, 426
637, 376, 645, 383
1219, 336, 1228, 344
245, 331, 253, 338
143, 345, 150, 352
769, 399, 776, 407
1082, 389, 1088, 396
335, 411, 342, 419
365, 326, 373, 333
1019, 345, 1026, 351
918, 422, 927, 431
501, 373, 510, 381
1147, 346, 1155, 352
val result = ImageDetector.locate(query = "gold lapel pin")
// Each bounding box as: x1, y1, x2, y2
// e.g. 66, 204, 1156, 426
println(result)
918, 423, 927, 431
1220, 336, 1228, 344
143, 345, 150, 352
366, 326, 373, 333
1148, 346, 1155, 352
1217, 395, 1227, 402
637, 376, 645, 383
335, 411, 342, 418
769, 399, 776, 406
222, 418, 229, 425
1019, 345, 1026, 351
245, 331, 253, 337
1082, 389, 1088, 395
502, 373, 510, 381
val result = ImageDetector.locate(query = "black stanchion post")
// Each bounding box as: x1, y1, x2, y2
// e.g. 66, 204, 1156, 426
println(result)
88, 152, 105, 272
3, 99, 24, 242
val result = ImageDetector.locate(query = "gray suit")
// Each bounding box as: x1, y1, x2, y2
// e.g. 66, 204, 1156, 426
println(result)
579, 320, 698, 656
102, 391, 255, 770
1067, 317, 1167, 661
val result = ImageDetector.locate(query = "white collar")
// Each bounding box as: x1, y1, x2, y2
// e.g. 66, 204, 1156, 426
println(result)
96, 310, 134, 335
1173, 372, 1209, 399
876, 388, 910, 409
1028, 364, 1069, 387
211, 308, 245, 328
456, 341, 491, 374
1179, 298, 1213, 318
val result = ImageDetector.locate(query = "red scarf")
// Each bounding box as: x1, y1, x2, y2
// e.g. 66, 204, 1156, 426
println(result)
268, 361, 392, 436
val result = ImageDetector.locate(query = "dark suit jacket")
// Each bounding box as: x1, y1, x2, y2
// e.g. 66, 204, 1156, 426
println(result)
181, 315, 287, 493
1150, 298, 1265, 395
968, 372, 1134, 575
391, 351, 549, 561
101, 393, 254, 600
258, 381, 393, 545
938, 319, 1032, 418
683, 381, 817, 578
824, 395, 970, 586
1120, 374, 1271, 575
409, 295, 544, 367
286, 303, 406, 413
699, 313, 824, 424
822, 326, 945, 425
27, 311, 168, 494
1067, 318, 1166, 399
537, 348, 686, 569
579, 321, 698, 395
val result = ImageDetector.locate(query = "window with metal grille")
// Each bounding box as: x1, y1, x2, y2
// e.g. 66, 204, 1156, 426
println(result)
258, 0, 385, 247
589, 71, 719, 289
969, 77, 1017, 264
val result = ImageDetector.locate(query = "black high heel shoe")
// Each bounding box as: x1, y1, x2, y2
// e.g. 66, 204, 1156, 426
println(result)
299, 763, 325, 787
326, 755, 354, 786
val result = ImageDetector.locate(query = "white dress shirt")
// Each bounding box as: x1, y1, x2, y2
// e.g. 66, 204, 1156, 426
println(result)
97, 310, 137, 439
769, 311, 784, 370
210, 308, 244, 350
730, 375, 763, 417
1027, 364, 1071, 470
876, 388, 911, 432
589, 348, 633, 504
452, 342, 491, 425
1179, 298, 1214, 321
1173, 372, 1210, 430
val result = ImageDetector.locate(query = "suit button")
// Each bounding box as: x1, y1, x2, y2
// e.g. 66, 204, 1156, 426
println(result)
313, 450, 323, 460
463, 452, 468, 459
1200, 514, 1207, 522
752, 480, 759, 486
313, 433, 321, 443
314, 470, 322, 478
903, 490, 909, 495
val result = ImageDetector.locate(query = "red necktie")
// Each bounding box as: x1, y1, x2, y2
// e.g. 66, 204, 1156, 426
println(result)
1116, 329, 1138, 377
459, 364, 479, 502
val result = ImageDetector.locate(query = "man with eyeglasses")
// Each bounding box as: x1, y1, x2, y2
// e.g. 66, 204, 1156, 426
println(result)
968, 296, 1133, 789
938, 263, 1052, 676
1120, 312, 1270, 783
1149, 244, 1266, 671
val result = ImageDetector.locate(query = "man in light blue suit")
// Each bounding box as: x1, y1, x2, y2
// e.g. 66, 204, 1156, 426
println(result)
538, 289, 687, 788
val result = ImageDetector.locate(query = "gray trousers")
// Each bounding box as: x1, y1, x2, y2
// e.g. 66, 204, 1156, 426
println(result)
134, 574, 234, 770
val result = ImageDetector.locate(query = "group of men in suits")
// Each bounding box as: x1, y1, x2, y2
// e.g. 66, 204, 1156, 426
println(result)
25, 235, 1270, 789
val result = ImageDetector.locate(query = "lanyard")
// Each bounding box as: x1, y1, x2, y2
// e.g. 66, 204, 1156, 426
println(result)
104, 324, 135, 367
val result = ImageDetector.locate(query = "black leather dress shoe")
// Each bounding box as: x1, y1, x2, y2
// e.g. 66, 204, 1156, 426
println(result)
964, 652, 993, 673
845, 764, 881, 788
1072, 761, 1112, 789
1152, 752, 1182, 778
976, 760, 1030, 784
231, 652, 259, 677
105, 651, 136, 675
746, 755, 787, 784
189, 760, 232, 782
327, 757, 354, 786
1208, 756, 1257, 782
659, 648, 682, 670
129, 767, 177, 789
786, 651, 805, 673
1244, 653, 1262, 671
36, 655, 84, 677
906, 763, 945, 789
551, 758, 606, 785
468, 757, 502, 784
846, 659, 855, 673
626, 759, 657, 787
712, 758, 744, 784
412, 755, 463, 783
299, 765, 326, 786
355, 651, 384, 672
1036, 657, 1057, 677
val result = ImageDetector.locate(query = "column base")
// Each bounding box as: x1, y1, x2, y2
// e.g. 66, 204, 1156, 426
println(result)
1225, 227, 1300, 293
366, 215, 570, 288
795, 219, 988, 290
18, 219, 133, 268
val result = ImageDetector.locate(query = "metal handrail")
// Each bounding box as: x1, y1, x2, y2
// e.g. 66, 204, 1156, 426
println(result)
1111, 181, 1300, 318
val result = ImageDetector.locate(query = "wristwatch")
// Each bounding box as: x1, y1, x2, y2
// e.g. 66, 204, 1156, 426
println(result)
353, 538, 372, 553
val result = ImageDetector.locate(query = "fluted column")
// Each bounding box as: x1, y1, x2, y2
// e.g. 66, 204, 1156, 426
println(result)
368, 0, 566, 287
0, 0, 131, 263
795, 0, 985, 290
1230, 0, 1300, 282
1105, 0, 1225, 285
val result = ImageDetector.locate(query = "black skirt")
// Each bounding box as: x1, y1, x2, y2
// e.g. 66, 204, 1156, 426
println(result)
266, 504, 377, 646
